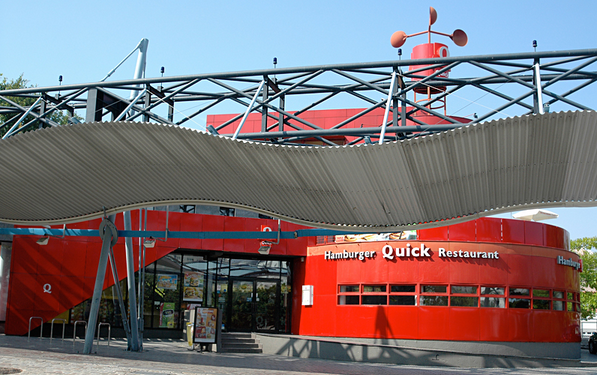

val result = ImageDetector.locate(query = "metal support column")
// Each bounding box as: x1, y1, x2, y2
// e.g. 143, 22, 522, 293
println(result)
143, 89, 151, 122
124, 211, 140, 351
278, 95, 285, 133
233, 80, 265, 140
379, 72, 396, 145
533, 58, 545, 115
107, 245, 132, 346
262, 76, 269, 132
83, 216, 118, 354
392, 69, 398, 130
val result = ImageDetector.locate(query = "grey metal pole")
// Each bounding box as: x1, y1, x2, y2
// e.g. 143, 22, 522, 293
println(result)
262, 76, 268, 133
534, 59, 545, 115
107, 246, 132, 346
233, 80, 265, 140
379, 72, 396, 145
83, 216, 117, 354
124, 211, 140, 351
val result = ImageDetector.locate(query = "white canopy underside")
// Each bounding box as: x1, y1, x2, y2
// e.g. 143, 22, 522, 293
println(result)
0, 110, 596, 231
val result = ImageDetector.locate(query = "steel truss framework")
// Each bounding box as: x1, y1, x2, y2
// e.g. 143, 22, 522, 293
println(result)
1, 48, 597, 144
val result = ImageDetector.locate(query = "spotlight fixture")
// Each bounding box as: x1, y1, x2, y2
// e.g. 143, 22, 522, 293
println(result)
258, 241, 272, 255
143, 237, 156, 248
36, 236, 50, 246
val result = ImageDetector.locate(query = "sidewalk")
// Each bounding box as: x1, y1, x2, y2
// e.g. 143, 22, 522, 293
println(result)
0, 334, 443, 375
1, 333, 597, 375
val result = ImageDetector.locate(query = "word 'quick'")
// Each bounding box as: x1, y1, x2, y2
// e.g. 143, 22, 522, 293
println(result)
382, 243, 431, 259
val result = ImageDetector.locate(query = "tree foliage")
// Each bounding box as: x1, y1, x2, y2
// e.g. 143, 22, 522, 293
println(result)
571, 237, 597, 319
0, 74, 74, 138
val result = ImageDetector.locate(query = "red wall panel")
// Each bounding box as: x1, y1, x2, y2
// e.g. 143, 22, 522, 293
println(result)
448, 308, 481, 341
502, 219, 525, 244
178, 213, 203, 249
418, 226, 448, 241
448, 220, 476, 242
418, 307, 450, 340
524, 221, 544, 247
476, 218, 502, 243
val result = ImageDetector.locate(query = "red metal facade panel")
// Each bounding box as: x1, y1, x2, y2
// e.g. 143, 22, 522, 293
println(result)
502, 219, 525, 244
417, 226, 448, 241
448, 220, 477, 242
524, 221, 545, 246
476, 218, 502, 242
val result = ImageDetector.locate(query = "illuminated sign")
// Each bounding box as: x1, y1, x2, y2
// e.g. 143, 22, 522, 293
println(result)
325, 250, 376, 261
438, 248, 499, 259
324, 243, 501, 261
382, 244, 431, 259
557, 256, 581, 271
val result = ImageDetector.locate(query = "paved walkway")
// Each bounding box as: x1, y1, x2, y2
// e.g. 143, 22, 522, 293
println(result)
1, 334, 597, 375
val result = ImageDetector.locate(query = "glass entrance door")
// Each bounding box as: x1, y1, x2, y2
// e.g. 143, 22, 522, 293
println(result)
229, 278, 280, 332
230, 279, 253, 331
255, 280, 278, 331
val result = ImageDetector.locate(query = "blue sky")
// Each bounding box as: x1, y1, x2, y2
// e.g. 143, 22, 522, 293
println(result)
2, 1, 597, 241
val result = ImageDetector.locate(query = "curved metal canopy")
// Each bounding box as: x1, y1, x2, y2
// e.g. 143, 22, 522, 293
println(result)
0, 110, 596, 230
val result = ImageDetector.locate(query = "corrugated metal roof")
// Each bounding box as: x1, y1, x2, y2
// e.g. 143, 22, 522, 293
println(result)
0, 110, 596, 230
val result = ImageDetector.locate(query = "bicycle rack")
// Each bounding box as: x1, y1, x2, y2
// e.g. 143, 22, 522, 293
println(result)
50, 318, 66, 342
73, 320, 88, 349
95, 322, 111, 353
28, 317, 43, 341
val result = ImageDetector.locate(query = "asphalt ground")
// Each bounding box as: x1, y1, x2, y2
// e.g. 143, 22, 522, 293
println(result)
1, 334, 597, 375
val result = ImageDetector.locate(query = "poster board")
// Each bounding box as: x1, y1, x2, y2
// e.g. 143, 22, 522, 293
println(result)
193, 307, 218, 344
183, 272, 204, 302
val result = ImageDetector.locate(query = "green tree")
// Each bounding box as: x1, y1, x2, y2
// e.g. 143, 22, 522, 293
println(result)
571, 237, 597, 319
0, 74, 75, 138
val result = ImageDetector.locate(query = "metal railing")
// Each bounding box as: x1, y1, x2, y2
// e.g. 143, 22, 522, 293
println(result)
27, 316, 43, 341
95, 322, 111, 353
73, 320, 88, 350
49, 318, 66, 342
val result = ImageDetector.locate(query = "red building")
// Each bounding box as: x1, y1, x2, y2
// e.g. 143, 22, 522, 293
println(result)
0, 108, 582, 360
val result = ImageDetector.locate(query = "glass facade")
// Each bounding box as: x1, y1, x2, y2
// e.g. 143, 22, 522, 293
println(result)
69, 252, 292, 333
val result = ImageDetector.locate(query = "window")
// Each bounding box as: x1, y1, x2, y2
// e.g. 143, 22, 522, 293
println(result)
480, 287, 505, 308
389, 285, 416, 306
390, 295, 416, 306
533, 289, 550, 298
481, 287, 504, 295
420, 285, 447, 306
338, 284, 360, 305
509, 298, 531, 309
509, 288, 530, 296
362, 285, 387, 305
422, 285, 447, 293
363, 285, 386, 293
391, 285, 415, 293
339, 285, 359, 293
532, 289, 550, 310
338, 295, 359, 305
362, 295, 387, 305
450, 296, 478, 307
451, 286, 477, 294
533, 299, 550, 310
508, 287, 530, 309
420, 295, 448, 306
334, 283, 574, 312
480, 297, 505, 308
